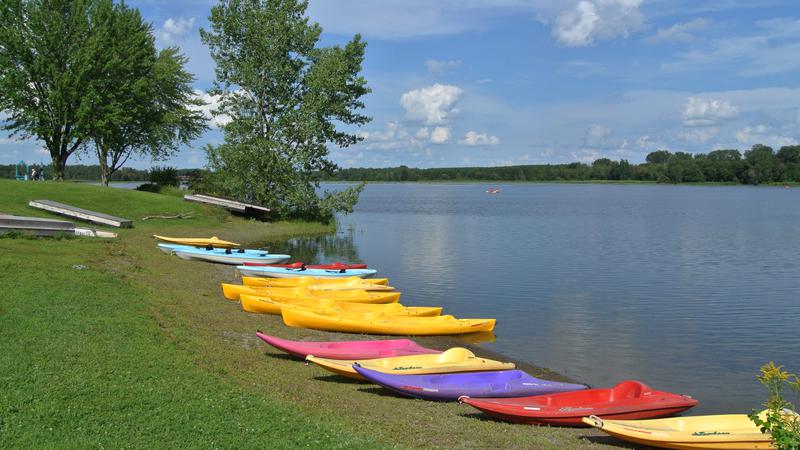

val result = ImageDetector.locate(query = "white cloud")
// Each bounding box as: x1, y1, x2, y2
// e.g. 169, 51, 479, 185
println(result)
415, 127, 430, 139
679, 127, 719, 143
665, 20, 800, 76
430, 127, 451, 144
157, 17, 196, 44
460, 130, 501, 146
400, 84, 463, 125
191, 91, 231, 128
645, 18, 707, 44
426, 59, 462, 73
735, 124, 797, 149
682, 97, 739, 127
585, 123, 611, 144
553, 0, 645, 47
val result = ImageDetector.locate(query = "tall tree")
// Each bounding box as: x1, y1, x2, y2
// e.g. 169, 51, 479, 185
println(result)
200, 0, 370, 222
88, 1, 206, 185
0, 0, 102, 180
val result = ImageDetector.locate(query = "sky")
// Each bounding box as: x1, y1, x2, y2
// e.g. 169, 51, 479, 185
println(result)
3, 0, 800, 169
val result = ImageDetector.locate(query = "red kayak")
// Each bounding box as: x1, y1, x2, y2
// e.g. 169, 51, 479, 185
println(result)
459, 380, 697, 426
241, 261, 368, 269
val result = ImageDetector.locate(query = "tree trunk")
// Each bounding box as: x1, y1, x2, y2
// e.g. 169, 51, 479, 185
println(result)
99, 155, 110, 186
53, 153, 68, 181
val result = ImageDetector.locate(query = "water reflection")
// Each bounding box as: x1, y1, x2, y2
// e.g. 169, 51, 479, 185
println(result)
272, 226, 363, 264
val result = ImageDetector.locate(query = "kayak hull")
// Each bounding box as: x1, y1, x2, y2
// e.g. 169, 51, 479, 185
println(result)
221, 284, 400, 304
241, 276, 389, 288
237, 265, 377, 278
306, 347, 515, 380
282, 308, 495, 335
255, 332, 442, 359
152, 234, 239, 248
242, 262, 368, 269
175, 249, 290, 265
582, 412, 778, 449
354, 366, 587, 401
459, 381, 698, 426
240, 295, 441, 317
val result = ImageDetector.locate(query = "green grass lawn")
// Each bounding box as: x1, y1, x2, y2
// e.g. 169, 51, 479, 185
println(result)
0, 179, 628, 449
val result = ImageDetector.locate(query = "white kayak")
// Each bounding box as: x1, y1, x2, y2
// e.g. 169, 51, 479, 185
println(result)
236, 265, 377, 278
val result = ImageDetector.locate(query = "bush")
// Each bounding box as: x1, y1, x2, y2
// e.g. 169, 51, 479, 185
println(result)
750, 362, 800, 449
149, 166, 178, 187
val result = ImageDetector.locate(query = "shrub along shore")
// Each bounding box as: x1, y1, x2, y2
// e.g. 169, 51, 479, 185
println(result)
0, 179, 627, 449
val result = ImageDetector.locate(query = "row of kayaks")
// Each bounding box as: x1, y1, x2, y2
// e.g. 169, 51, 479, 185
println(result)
154, 236, 378, 277
258, 332, 788, 449
220, 279, 497, 335
158, 235, 789, 449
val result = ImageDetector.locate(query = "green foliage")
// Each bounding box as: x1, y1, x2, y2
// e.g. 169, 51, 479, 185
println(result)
749, 362, 800, 449
148, 166, 179, 187
87, 3, 207, 185
199, 0, 370, 223
0, 0, 101, 179
325, 143, 800, 185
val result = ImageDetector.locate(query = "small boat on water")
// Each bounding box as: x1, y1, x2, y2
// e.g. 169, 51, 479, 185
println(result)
582, 410, 789, 449
282, 308, 495, 335
152, 235, 240, 248
459, 380, 698, 426
240, 294, 440, 317
241, 276, 389, 288
242, 261, 368, 269
255, 332, 442, 359
173, 246, 290, 265
237, 265, 377, 279
354, 367, 588, 401
306, 347, 515, 380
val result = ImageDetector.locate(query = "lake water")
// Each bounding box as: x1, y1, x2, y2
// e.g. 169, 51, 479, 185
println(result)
281, 183, 800, 414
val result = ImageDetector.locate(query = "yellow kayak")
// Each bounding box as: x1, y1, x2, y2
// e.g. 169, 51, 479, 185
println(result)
241, 276, 390, 288
306, 347, 514, 380
221, 284, 400, 304
583, 411, 781, 449
152, 235, 240, 248
282, 308, 496, 335
239, 294, 442, 317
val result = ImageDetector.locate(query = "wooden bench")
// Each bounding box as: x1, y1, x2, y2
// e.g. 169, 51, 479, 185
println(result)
184, 194, 271, 216
0, 214, 76, 236
28, 200, 133, 228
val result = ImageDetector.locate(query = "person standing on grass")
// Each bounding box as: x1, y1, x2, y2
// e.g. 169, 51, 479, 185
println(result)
30, 167, 37, 181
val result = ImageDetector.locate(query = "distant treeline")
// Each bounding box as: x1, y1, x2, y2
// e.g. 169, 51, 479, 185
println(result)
325, 145, 800, 185
0, 164, 202, 182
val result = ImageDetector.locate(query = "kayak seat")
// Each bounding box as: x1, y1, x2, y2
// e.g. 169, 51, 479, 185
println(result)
610, 381, 646, 400
437, 347, 474, 362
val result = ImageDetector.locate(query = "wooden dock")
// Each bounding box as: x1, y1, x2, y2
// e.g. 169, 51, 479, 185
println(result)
28, 200, 133, 228
0, 214, 76, 236
184, 194, 271, 216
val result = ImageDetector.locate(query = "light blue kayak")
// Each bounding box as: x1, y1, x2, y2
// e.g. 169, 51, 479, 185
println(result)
166, 245, 290, 265
157, 243, 270, 255
236, 265, 377, 278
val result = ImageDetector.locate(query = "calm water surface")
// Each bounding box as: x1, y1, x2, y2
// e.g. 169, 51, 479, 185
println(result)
281, 183, 800, 414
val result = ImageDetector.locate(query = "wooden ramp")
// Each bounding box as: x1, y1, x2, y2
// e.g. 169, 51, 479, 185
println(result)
184, 194, 270, 216
28, 200, 133, 228
0, 214, 76, 236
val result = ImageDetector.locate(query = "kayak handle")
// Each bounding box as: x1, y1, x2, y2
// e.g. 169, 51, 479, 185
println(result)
586, 415, 604, 428
457, 395, 470, 404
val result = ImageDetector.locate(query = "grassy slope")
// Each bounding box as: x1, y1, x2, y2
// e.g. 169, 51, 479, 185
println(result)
0, 180, 629, 449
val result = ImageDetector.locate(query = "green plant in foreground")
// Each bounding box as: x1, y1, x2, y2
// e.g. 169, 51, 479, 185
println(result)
750, 362, 800, 449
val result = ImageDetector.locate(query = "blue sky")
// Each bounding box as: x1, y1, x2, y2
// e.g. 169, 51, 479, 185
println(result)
3, 0, 800, 169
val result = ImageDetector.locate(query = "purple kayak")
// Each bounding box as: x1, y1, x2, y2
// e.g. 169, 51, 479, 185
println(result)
353, 366, 588, 401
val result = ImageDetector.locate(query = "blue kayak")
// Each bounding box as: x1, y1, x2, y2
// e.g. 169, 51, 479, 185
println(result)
157, 243, 271, 254
237, 265, 377, 278
353, 366, 587, 401
167, 245, 290, 265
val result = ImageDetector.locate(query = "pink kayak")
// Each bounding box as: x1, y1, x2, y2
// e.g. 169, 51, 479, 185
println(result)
255, 332, 442, 359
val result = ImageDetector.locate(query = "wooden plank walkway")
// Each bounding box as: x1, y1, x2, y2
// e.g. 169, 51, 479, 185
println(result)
184, 194, 271, 216
28, 200, 133, 228
0, 214, 75, 236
